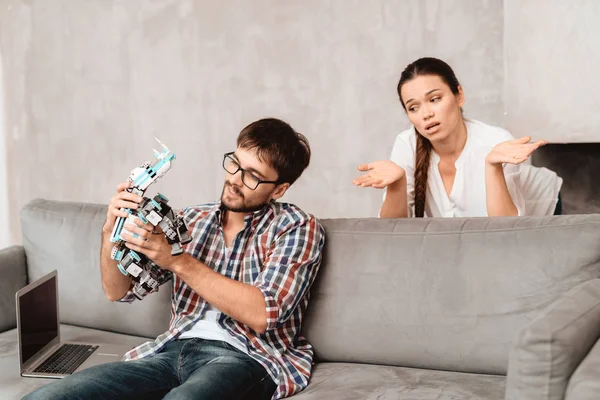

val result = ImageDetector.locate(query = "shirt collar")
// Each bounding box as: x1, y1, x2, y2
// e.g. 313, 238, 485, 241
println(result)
423, 124, 472, 166
213, 200, 273, 229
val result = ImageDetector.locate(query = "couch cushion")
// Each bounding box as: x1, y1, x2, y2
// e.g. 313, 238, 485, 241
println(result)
290, 363, 505, 399
20, 199, 172, 337
505, 279, 600, 400
565, 336, 600, 399
304, 215, 600, 375
0, 324, 149, 399
0, 246, 27, 332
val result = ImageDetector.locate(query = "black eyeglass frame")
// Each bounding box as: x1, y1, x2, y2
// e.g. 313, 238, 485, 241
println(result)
222, 152, 281, 190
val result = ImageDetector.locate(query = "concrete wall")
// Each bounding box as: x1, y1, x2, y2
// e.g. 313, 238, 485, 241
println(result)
0, 0, 505, 244
0, 0, 597, 245
504, 0, 600, 142
0, 52, 8, 249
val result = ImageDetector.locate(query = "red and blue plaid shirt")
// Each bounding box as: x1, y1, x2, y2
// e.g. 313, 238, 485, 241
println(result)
119, 200, 325, 399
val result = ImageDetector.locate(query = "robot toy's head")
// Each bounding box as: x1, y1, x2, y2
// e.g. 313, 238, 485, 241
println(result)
153, 137, 175, 161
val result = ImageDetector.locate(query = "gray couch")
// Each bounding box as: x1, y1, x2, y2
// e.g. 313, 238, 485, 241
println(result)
2, 199, 600, 399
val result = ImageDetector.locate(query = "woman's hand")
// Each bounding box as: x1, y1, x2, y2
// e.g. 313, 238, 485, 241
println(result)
486, 136, 546, 166
353, 160, 406, 189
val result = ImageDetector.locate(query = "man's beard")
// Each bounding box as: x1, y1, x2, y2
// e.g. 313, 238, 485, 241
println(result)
220, 183, 270, 213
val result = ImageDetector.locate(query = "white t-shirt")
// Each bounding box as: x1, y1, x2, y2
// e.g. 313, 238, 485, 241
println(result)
385, 119, 563, 218
178, 247, 248, 354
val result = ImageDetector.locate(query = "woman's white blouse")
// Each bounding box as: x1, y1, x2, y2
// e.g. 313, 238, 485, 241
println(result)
386, 119, 563, 217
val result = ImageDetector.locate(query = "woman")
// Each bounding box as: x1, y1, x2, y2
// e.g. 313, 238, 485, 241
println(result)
353, 57, 562, 218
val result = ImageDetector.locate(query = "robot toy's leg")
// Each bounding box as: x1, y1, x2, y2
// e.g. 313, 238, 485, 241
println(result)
170, 242, 184, 256
132, 285, 147, 300
158, 219, 178, 243
177, 220, 193, 245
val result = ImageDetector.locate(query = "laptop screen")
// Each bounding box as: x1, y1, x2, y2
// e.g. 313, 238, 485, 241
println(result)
19, 275, 59, 364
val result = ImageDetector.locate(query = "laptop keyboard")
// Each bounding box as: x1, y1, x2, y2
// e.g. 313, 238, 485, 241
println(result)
33, 344, 98, 375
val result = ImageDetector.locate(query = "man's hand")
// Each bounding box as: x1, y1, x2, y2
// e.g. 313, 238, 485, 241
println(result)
120, 218, 176, 270
485, 136, 546, 166
353, 160, 406, 189
103, 181, 144, 234
100, 182, 141, 302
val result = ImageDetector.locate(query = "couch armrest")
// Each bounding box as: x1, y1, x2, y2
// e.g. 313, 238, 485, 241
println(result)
505, 278, 600, 400
564, 337, 600, 399
0, 245, 28, 332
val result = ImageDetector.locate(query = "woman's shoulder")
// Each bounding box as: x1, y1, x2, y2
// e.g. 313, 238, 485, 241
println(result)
389, 126, 417, 166
466, 119, 515, 146
392, 125, 417, 149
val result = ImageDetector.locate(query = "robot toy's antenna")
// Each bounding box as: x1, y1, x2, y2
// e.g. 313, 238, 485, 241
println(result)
154, 137, 169, 152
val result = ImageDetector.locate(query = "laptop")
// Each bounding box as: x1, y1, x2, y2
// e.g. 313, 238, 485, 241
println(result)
16, 270, 135, 378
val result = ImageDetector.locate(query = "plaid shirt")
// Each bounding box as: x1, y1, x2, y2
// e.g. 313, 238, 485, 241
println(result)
119, 200, 325, 399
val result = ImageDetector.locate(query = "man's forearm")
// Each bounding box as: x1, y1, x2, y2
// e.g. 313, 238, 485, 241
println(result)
380, 178, 408, 218
100, 230, 132, 301
170, 254, 268, 333
485, 163, 518, 217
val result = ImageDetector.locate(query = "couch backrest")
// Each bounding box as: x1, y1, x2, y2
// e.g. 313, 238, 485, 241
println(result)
303, 216, 600, 375
21, 199, 171, 338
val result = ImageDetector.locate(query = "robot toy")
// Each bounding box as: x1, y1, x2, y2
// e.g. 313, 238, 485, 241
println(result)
109, 139, 191, 300
109, 138, 176, 244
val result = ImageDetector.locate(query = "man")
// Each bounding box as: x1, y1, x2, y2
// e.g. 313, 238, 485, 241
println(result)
24, 118, 325, 400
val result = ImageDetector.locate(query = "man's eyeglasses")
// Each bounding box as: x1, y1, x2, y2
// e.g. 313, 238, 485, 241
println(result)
222, 152, 280, 190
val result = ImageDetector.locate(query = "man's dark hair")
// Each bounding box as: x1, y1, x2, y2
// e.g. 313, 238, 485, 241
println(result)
237, 118, 311, 186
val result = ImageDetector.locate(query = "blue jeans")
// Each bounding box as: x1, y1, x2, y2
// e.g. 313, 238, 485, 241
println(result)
22, 338, 276, 400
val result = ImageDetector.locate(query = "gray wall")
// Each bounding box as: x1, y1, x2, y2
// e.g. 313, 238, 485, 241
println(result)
0, 51, 7, 249
0, 0, 598, 245
504, 0, 600, 142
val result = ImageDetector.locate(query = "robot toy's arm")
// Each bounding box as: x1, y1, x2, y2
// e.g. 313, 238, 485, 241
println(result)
158, 210, 193, 256
175, 218, 193, 245
109, 138, 176, 243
